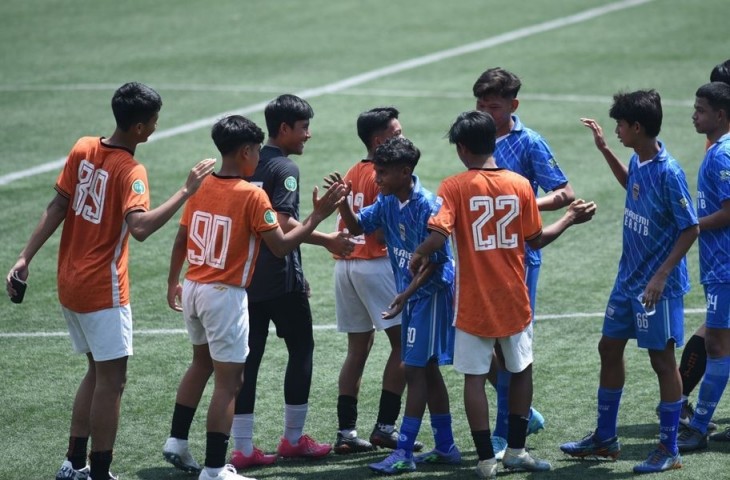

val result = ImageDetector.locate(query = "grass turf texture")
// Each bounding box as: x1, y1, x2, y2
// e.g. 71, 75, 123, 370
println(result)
1, 0, 729, 478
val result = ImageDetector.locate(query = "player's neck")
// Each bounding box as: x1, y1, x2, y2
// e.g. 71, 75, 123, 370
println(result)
633, 139, 660, 162
394, 179, 414, 202
465, 154, 496, 169
104, 131, 138, 154
706, 124, 730, 145
266, 138, 292, 157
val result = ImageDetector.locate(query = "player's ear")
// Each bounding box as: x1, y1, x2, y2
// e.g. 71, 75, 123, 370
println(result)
511, 98, 520, 112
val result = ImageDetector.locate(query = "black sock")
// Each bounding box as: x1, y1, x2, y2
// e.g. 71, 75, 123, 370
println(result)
337, 394, 358, 431
507, 414, 528, 449
680, 335, 707, 397
89, 450, 112, 480
471, 429, 495, 460
205, 432, 229, 469
66, 436, 88, 470
170, 403, 197, 440
376, 389, 401, 426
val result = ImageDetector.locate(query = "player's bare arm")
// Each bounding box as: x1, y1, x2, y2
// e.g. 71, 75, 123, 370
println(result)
409, 230, 447, 277
126, 158, 216, 242
6, 193, 68, 298
166, 226, 188, 312
382, 263, 436, 320
641, 224, 699, 310
699, 198, 730, 231
581, 118, 628, 188
536, 182, 575, 211
527, 199, 597, 250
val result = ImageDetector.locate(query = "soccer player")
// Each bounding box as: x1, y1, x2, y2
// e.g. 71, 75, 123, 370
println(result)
229, 94, 352, 469
675, 81, 730, 451
410, 110, 594, 479
472, 67, 575, 455
328, 107, 422, 454
336, 136, 460, 475
560, 90, 699, 474
5, 82, 216, 480
674, 59, 730, 430
162, 115, 346, 480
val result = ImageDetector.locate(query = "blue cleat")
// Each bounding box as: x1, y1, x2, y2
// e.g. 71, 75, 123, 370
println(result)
414, 445, 461, 464
633, 445, 681, 474
368, 449, 416, 475
491, 436, 507, 461
526, 407, 545, 436
560, 432, 621, 460
677, 425, 708, 452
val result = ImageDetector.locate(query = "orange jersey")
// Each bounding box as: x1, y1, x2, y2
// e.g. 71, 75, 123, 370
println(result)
334, 160, 387, 260
55, 137, 150, 312
182, 175, 279, 287
428, 168, 542, 337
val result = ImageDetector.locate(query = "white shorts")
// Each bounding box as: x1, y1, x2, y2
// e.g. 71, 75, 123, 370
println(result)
334, 257, 401, 333
453, 323, 534, 375
62, 305, 133, 361
182, 280, 250, 363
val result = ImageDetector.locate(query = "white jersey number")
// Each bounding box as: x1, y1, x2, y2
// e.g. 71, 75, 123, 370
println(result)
73, 160, 108, 225
188, 211, 232, 269
470, 195, 519, 251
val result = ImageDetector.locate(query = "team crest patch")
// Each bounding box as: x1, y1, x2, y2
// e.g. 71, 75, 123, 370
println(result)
264, 209, 277, 225
131, 179, 146, 194
679, 197, 689, 209
632, 183, 639, 200
284, 176, 298, 191
720, 170, 730, 182
549, 158, 558, 168
399, 223, 406, 241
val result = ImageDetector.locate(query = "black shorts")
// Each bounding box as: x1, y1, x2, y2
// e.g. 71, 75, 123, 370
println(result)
248, 290, 313, 339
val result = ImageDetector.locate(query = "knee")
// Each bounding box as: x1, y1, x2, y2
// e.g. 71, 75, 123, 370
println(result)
598, 338, 620, 362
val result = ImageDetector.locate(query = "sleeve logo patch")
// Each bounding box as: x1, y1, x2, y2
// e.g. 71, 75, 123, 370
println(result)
284, 176, 298, 191
679, 197, 689, 209
720, 170, 730, 181
264, 209, 277, 225
131, 179, 146, 194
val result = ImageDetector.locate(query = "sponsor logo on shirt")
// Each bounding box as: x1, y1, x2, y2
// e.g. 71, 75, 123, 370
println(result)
264, 209, 277, 225
132, 179, 146, 194
284, 176, 298, 191
624, 208, 649, 236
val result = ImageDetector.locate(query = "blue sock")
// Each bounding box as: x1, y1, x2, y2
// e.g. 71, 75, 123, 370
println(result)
397, 416, 421, 457
692, 356, 730, 434
493, 370, 511, 439
430, 413, 455, 453
595, 387, 622, 441
658, 399, 682, 455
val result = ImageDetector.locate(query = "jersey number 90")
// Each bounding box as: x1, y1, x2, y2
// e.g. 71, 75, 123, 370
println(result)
188, 211, 232, 269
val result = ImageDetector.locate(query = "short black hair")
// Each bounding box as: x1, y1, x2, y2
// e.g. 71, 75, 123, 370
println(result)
696, 82, 730, 117
710, 59, 730, 85
472, 67, 521, 100
609, 89, 662, 138
264, 94, 314, 137
373, 136, 420, 170
111, 82, 162, 131
356, 107, 400, 149
211, 115, 265, 155
448, 110, 496, 155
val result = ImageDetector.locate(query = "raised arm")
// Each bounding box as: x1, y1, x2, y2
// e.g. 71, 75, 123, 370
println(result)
581, 118, 628, 189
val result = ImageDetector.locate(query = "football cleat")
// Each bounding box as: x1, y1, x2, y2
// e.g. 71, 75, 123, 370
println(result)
230, 447, 277, 469
502, 450, 551, 472
633, 445, 681, 474
369, 424, 424, 452
197, 464, 256, 480
163, 437, 202, 473
475, 458, 497, 479
368, 449, 416, 475
333, 432, 375, 454
277, 434, 331, 458
56, 461, 89, 480
413, 444, 461, 464
560, 432, 621, 460
676, 425, 708, 452
526, 407, 545, 436
710, 426, 730, 442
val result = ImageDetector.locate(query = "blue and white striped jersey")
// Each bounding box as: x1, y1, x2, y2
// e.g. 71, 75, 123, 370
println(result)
357, 175, 454, 300
494, 115, 569, 266
697, 133, 730, 285
616, 142, 698, 298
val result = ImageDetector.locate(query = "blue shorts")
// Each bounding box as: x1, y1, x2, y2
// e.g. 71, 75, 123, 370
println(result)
401, 287, 455, 367
526, 264, 540, 320
602, 287, 684, 350
704, 284, 730, 329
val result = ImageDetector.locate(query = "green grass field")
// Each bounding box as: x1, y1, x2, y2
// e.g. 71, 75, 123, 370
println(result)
1, 0, 729, 478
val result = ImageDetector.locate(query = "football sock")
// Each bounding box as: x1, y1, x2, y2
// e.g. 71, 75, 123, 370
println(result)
204, 432, 229, 469
471, 429, 495, 460
506, 414, 528, 449
397, 416, 421, 457
693, 356, 730, 434
170, 403, 197, 440
66, 436, 88, 470
376, 389, 402, 427
231, 413, 254, 455
657, 399, 682, 455
596, 387, 622, 440
284, 403, 308, 444
89, 450, 112, 480
337, 394, 358, 431
493, 370, 511, 439
430, 413, 455, 452
680, 335, 707, 397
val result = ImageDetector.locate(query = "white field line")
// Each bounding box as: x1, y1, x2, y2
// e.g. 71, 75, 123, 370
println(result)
0, 0, 653, 187
0, 308, 707, 339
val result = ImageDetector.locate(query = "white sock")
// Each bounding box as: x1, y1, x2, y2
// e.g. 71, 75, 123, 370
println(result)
231, 413, 255, 455
339, 428, 357, 438
205, 466, 223, 477
284, 403, 308, 444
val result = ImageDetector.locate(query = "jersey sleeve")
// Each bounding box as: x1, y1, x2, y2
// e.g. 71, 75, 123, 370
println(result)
249, 188, 280, 233
357, 195, 384, 234
709, 149, 730, 203
121, 163, 150, 216
522, 184, 542, 241
55, 139, 84, 198
528, 135, 569, 193
664, 165, 699, 230
427, 179, 457, 238
270, 161, 299, 217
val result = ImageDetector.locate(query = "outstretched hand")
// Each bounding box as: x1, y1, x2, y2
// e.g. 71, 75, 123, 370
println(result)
323, 171, 344, 189
311, 182, 350, 220
565, 198, 597, 225
580, 118, 609, 152
184, 158, 217, 196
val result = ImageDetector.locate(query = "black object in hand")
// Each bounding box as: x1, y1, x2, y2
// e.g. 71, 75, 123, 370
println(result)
10, 272, 26, 304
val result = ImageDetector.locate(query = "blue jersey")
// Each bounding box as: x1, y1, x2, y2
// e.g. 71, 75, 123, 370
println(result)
615, 142, 698, 298
494, 115, 569, 266
697, 133, 730, 285
357, 175, 454, 300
